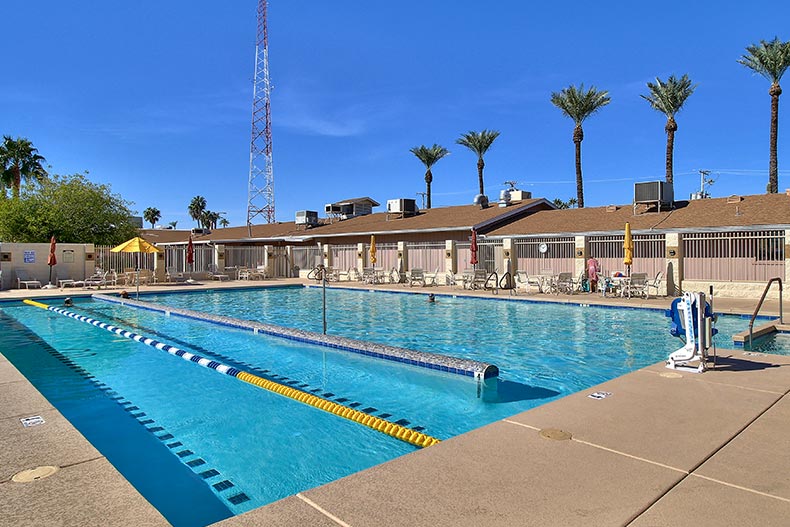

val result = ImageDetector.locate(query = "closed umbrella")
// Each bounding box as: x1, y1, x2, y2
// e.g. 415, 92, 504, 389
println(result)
470, 229, 479, 267
187, 235, 194, 279
111, 236, 163, 299
369, 234, 377, 266
44, 235, 57, 289
623, 222, 633, 275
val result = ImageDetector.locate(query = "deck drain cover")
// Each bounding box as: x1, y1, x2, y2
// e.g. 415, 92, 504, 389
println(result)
539, 428, 572, 441
660, 372, 684, 379
12, 466, 59, 483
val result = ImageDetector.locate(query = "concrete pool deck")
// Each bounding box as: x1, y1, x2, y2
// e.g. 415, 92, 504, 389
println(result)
1, 279, 789, 526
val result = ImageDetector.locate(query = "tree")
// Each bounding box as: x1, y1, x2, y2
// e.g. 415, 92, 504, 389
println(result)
641, 75, 697, 185
188, 195, 207, 227
168, 220, 178, 229
550, 84, 611, 208
552, 197, 578, 209
219, 217, 230, 228
738, 37, 790, 193
143, 206, 161, 228
202, 210, 221, 230
456, 130, 500, 196
0, 173, 139, 244
0, 136, 48, 199
409, 144, 450, 209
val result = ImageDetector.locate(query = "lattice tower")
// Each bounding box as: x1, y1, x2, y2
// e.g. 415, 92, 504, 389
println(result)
247, 0, 275, 225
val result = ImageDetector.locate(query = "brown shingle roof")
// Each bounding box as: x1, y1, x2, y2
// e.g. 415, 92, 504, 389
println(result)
488, 193, 790, 237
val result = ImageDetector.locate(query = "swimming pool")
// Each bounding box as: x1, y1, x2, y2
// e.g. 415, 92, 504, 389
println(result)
0, 288, 778, 526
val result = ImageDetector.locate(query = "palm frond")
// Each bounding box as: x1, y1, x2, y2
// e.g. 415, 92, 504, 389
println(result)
738, 37, 790, 84
456, 129, 500, 158
410, 144, 450, 168
641, 74, 697, 117
550, 84, 611, 124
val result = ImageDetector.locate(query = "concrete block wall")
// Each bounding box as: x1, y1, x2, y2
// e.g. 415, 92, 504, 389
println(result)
0, 243, 95, 290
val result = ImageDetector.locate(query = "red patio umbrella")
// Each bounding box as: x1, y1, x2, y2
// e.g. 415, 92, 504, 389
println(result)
187, 235, 194, 276
470, 229, 479, 267
46, 235, 57, 288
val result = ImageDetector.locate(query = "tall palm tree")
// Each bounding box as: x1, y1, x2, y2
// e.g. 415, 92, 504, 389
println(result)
143, 207, 161, 228
188, 195, 207, 227
409, 144, 450, 209
641, 75, 696, 185
550, 84, 611, 208
0, 136, 48, 199
456, 130, 500, 196
738, 37, 790, 193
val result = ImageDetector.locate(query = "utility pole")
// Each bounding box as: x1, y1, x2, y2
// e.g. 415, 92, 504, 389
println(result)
416, 192, 427, 209
698, 169, 713, 199
247, 0, 275, 227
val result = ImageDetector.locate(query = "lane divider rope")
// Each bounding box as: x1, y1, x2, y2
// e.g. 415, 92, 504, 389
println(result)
23, 299, 440, 449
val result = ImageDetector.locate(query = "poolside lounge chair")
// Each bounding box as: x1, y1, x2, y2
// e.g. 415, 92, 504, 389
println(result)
514, 271, 542, 294
623, 272, 649, 299
554, 272, 575, 295
207, 264, 229, 281
166, 266, 187, 283
470, 269, 489, 290
646, 271, 664, 297
389, 267, 406, 284
409, 268, 425, 287
424, 267, 440, 286
15, 268, 42, 289
82, 270, 109, 289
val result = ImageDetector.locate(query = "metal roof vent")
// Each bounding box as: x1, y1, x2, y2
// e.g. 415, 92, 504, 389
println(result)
473, 194, 489, 209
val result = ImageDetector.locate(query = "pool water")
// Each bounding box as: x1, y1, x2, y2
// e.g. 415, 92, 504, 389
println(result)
0, 288, 780, 526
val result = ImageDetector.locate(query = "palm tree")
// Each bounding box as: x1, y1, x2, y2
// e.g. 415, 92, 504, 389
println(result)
202, 210, 221, 230
550, 84, 611, 208
0, 136, 48, 199
738, 37, 790, 193
168, 220, 178, 229
219, 218, 230, 228
641, 75, 697, 185
188, 196, 207, 227
456, 130, 500, 196
409, 144, 450, 209
143, 207, 161, 228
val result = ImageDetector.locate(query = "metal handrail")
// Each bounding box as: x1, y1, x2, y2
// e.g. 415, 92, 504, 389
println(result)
499, 271, 513, 290
486, 271, 499, 294
748, 277, 783, 349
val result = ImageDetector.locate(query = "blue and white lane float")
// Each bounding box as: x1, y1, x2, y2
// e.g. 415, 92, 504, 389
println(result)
22, 299, 440, 448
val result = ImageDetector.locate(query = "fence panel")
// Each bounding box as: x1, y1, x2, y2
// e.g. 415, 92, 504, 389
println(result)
406, 241, 444, 272
589, 234, 665, 277
96, 245, 156, 272
292, 246, 321, 271
513, 237, 575, 274
683, 230, 785, 281
366, 242, 398, 270
330, 244, 357, 271
456, 240, 502, 273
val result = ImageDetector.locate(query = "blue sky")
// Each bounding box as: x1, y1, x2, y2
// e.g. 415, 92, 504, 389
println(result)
3, 1, 789, 227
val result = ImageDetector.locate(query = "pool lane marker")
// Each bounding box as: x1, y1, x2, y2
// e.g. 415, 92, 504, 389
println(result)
23, 299, 440, 449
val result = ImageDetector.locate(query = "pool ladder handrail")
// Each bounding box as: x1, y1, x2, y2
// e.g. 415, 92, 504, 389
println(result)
748, 277, 783, 350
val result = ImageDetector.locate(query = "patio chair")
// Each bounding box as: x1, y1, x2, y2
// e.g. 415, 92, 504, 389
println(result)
554, 272, 575, 295
207, 264, 229, 281
424, 267, 440, 286
623, 272, 649, 299
166, 266, 187, 283
15, 268, 42, 289
362, 267, 376, 284
409, 268, 425, 287
389, 267, 406, 284
514, 270, 542, 294
460, 268, 475, 289
646, 271, 664, 297
471, 269, 489, 290
83, 270, 109, 289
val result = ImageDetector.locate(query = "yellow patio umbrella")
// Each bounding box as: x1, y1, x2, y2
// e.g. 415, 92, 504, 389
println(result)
111, 236, 163, 299
369, 234, 377, 266
623, 222, 634, 274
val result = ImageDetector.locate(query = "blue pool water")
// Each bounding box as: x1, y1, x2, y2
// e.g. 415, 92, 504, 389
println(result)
0, 288, 780, 526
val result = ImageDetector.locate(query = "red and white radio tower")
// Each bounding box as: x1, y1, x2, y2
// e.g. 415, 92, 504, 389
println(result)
247, 0, 275, 225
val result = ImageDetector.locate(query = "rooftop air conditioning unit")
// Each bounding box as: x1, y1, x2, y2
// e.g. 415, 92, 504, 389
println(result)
295, 210, 318, 226
325, 203, 342, 214
634, 181, 674, 205
191, 228, 211, 235
387, 198, 418, 214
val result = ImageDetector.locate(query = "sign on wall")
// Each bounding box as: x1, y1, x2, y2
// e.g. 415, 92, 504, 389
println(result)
23, 250, 35, 264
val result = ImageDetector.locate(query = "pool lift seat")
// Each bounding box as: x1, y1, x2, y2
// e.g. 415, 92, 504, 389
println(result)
666, 291, 717, 373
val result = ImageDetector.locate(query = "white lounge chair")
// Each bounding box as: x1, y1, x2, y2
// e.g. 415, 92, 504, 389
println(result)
408, 268, 425, 287
514, 271, 542, 294
424, 267, 440, 286
623, 272, 649, 299
15, 268, 42, 289
166, 266, 187, 283
646, 271, 664, 297
207, 264, 229, 281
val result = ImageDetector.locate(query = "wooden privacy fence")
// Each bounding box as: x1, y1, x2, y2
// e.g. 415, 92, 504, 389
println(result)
589, 234, 666, 277
514, 237, 575, 275
683, 230, 785, 282
406, 241, 444, 272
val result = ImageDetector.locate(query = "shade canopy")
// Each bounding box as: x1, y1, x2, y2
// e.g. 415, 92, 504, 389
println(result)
111, 236, 163, 254
369, 234, 377, 265
623, 222, 634, 268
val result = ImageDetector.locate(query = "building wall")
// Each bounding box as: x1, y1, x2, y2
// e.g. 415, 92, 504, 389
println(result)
0, 243, 95, 289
